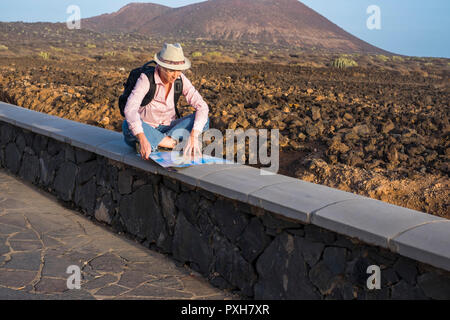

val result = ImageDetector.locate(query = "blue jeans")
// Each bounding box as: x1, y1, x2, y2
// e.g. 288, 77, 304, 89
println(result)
122, 113, 210, 152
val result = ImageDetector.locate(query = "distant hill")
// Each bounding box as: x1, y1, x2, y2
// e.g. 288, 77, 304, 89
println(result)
82, 3, 171, 34
81, 0, 389, 54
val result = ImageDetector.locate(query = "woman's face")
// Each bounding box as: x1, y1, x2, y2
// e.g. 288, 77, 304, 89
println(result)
159, 66, 182, 84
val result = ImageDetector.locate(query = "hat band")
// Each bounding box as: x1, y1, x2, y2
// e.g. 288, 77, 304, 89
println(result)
158, 53, 185, 65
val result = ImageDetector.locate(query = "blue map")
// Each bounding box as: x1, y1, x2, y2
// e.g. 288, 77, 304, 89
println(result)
149, 151, 234, 168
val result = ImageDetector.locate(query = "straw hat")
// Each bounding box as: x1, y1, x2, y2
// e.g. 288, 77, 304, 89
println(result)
154, 43, 191, 71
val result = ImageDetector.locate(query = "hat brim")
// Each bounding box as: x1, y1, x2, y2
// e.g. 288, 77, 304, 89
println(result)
154, 54, 191, 71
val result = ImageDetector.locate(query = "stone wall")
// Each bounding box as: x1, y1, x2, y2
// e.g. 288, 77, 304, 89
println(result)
1, 120, 450, 299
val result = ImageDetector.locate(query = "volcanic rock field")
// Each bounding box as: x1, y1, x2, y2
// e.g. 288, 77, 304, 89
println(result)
0, 24, 448, 218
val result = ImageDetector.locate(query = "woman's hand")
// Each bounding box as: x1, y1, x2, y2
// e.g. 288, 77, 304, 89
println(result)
136, 133, 152, 160
183, 130, 202, 161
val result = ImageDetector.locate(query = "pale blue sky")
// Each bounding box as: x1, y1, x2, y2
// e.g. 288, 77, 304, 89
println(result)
0, 0, 448, 58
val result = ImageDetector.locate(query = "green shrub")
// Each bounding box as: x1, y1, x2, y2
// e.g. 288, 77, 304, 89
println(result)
206, 51, 222, 57
39, 51, 50, 59
85, 43, 96, 49
104, 51, 116, 57
191, 51, 202, 57
377, 55, 389, 62
50, 46, 63, 52
0, 44, 8, 51
393, 55, 404, 62
331, 57, 358, 68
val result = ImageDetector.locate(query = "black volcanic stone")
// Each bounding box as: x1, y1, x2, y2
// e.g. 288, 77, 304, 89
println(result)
159, 185, 177, 235
417, 272, 450, 300
64, 145, 76, 163
19, 153, 40, 184
260, 212, 301, 231
75, 148, 95, 164
77, 160, 97, 185
210, 199, 249, 243
364, 287, 390, 300
162, 176, 180, 193
172, 212, 212, 276
31, 134, 48, 155
196, 201, 216, 239
95, 160, 109, 187
94, 192, 115, 225
118, 184, 164, 244
197, 188, 216, 201
5, 143, 22, 174
23, 146, 35, 156
255, 232, 320, 299
96, 160, 118, 190
0, 148, 4, 167
299, 237, 324, 268
212, 233, 257, 296
132, 178, 147, 192
47, 138, 61, 156
22, 130, 34, 147
381, 268, 400, 287
391, 280, 427, 300
15, 133, 26, 155
38, 151, 57, 187
74, 178, 97, 215
236, 217, 271, 263
0, 124, 14, 145
118, 170, 133, 195
53, 161, 78, 201
209, 275, 233, 291
180, 182, 196, 192
308, 260, 336, 295
175, 191, 200, 226
327, 282, 355, 300
366, 247, 397, 266
323, 247, 347, 276
347, 257, 371, 287
304, 224, 336, 244
393, 257, 418, 285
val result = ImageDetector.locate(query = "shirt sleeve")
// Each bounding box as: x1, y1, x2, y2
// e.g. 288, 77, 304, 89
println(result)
181, 73, 209, 132
124, 73, 150, 136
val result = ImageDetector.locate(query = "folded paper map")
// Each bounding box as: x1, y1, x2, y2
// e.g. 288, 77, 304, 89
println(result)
149, 151, 234, 168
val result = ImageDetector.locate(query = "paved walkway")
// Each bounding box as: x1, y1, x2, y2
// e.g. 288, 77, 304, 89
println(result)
0, 169, 235, 300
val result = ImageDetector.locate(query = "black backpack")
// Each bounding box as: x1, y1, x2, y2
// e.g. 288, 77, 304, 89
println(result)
118, 60, 183, 118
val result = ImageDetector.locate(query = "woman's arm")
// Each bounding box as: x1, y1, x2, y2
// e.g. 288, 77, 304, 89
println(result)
124, 73, 150, 136
180, 74, 209, 158
181, 73, 209, 132
124, 73, 152, 159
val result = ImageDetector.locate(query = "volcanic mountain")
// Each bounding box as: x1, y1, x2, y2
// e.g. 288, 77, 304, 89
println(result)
82, 0, 388, 54
82, 2, 171, 34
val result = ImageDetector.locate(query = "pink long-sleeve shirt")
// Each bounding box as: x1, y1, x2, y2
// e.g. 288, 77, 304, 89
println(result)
124, 65, 209, 136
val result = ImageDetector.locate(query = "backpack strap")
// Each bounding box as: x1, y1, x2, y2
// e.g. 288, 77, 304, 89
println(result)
141, 63, 157, 107
173, 77, 183, 119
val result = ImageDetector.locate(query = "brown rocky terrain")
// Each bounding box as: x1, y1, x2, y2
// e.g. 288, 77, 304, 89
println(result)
0, 22, 448, 219
82, 0, 388, 54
